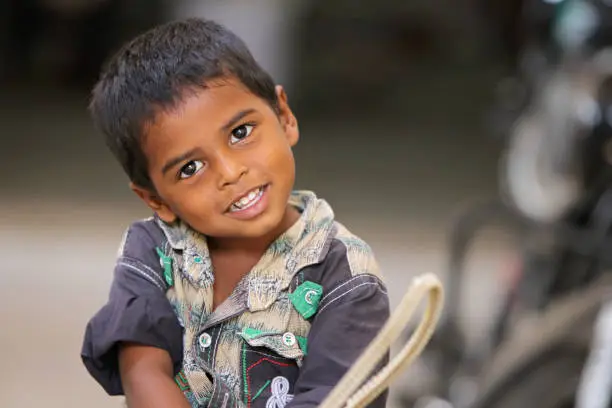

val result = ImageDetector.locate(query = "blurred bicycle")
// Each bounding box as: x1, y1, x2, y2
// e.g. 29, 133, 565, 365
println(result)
397, 1, 612, 407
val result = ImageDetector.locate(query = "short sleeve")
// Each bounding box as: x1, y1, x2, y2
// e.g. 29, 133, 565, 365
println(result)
80, 221, 183, 395
288, 241, 391, 408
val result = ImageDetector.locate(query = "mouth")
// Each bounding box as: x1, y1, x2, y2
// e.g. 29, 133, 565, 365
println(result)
228, 185, 268, 213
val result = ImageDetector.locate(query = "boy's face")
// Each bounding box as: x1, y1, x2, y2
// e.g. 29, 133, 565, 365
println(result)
133, 78, 299, 243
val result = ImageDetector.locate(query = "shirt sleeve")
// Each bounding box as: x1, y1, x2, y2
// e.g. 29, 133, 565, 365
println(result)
80, 220, 183, 395
288, 247, 391, 408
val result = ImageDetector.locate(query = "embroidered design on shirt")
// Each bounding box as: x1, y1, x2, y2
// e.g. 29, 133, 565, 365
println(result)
155, 247, 174, 287
175, 370, 191, 391
288, 281, 323, 319
265, 376, 293, 408
253, 379, 271, 401
246, 358, 292, 408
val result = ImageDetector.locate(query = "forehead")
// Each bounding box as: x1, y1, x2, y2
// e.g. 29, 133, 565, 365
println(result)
142, 79, 271, 160
151, 79, 266, 135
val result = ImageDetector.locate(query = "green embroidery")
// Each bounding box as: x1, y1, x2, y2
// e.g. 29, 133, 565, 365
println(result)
242, 327, 263, 340
297, 335, 308, 355
241, 327, 275, 340
242, 343, 248, 405
175, 370, 190, 391
155, 247, 173, 287
253, 380, 271, 401
288, 281, 323, 319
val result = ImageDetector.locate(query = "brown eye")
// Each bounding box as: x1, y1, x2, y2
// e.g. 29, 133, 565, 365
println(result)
230, 124, 254, 145
179, 160, 203, 179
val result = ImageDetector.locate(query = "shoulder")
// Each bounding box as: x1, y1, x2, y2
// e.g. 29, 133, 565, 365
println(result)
112, 217, 171, 294
116, 217, 168, 260
299, 221, 386, 306
329, 222, 382, 279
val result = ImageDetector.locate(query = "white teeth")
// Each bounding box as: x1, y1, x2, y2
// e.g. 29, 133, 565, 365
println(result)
230, 187, 263, 212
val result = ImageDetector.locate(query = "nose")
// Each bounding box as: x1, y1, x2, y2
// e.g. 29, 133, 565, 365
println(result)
215, 152, 248, 188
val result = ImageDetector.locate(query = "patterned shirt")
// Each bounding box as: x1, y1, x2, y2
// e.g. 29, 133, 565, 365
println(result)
81, 191, 390, 408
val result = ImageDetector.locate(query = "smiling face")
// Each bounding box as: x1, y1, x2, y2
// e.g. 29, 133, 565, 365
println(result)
132, 78, 300, 245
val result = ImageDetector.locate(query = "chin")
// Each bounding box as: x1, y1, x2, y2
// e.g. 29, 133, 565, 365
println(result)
246, 214, 287, 238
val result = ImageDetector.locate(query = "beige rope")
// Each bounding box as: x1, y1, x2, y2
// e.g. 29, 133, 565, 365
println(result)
319, 273, 445, 408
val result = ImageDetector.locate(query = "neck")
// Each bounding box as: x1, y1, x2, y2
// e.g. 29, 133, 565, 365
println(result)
208, 205, 301, 254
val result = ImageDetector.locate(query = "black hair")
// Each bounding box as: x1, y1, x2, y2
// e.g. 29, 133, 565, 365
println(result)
90, 18, 278, 190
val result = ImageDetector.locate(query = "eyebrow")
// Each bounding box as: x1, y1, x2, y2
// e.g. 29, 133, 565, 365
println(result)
161, 147, 201, 175
220, 108, 257, 133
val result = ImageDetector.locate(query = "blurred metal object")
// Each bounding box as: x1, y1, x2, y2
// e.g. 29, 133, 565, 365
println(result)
575, 299, 612, 408
468, 274, 612, 408
397, 199, 529, 408
502, 67, 584, 223
499, 1, 612, 223
397, 1, 612, 407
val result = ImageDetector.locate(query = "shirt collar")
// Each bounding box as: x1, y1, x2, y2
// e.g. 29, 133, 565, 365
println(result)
157, 190, 337, 311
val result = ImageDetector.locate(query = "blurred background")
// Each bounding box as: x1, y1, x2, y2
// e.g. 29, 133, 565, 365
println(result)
4, 1, 612, 408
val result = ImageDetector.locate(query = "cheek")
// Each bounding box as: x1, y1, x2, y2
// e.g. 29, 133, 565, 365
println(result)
261, 147, 295, 180
171, 197, 220, 229
163, 182, 216, 215
265, 135, 295, 166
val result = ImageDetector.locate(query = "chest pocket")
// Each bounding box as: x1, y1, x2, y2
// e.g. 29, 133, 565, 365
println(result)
239, 328, 307, 408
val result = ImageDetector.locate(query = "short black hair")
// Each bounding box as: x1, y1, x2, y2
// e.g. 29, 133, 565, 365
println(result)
90, 18, 278, 190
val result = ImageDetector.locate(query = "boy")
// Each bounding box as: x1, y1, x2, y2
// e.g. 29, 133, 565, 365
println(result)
81, 18, 390, 408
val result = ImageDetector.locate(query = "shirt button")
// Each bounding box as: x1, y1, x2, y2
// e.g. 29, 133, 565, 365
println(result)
304, 289, 318, 305
199, 333, 212, 349
282, 332, 296, 347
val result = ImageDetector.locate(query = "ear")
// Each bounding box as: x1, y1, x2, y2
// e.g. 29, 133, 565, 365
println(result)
130, 182, 178, 223
275, 85, 299, 146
